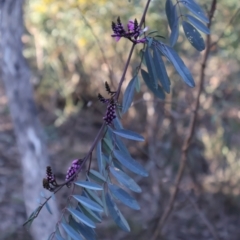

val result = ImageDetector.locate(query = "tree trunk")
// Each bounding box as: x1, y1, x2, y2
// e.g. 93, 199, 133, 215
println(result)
0, 1, 59, 239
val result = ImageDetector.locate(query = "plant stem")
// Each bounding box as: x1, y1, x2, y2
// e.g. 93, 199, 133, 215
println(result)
151, 1, 217, 239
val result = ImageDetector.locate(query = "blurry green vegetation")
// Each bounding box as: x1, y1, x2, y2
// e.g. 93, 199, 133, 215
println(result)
22, 0, 240, 238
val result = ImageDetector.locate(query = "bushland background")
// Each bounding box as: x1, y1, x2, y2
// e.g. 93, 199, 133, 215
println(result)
0, 0, 240, 239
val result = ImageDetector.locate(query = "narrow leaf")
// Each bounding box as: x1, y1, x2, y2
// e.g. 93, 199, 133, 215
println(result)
70, 216, 96, 240
105, 193, 130, 232
45, 201, 52, 215
165, 0, 174, 29
182, 21, 205, 51
122, 76, 137, 113
158, 44, 195, 87
141, 69, 165, 99
96, 141, 103, 174
181, 0, 209, 23
84, 189, 104, 207
111, 130, 131, 157
144, 47, 158, 88
75, 181, 103, 191
112, 128, 144, 142
110, 167, 142, 193
73, 195, 103, 213
113, 117, 123, 130
186, 14, 210, 34
114, 149, 148, 177
169, 5, 179, 46
102, 130, 113, 154
102, 190, 108, 216
67, 208, 96, 228
153, 46, 170, 93
61, 222, 83, 240
88, 170, 106, 184
135, 75, 141, 92
77, 203, 102, 223
108, 184, 140, 210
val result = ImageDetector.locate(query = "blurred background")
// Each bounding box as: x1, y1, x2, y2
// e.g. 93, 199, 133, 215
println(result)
0, 0, 240, 239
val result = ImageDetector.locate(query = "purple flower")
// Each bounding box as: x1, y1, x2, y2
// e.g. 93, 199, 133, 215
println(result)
103, 100, 116, 125
43, 166, 58, 192
111, 17, 147, 43
65, 159, 82, 185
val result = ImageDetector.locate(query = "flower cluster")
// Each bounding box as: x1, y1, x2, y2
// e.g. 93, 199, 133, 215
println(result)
65, 159, 82, 186
42, 166, 58, 192
98, 82, 117, 125
103, 99, 116, 125
111, 17, 147, 43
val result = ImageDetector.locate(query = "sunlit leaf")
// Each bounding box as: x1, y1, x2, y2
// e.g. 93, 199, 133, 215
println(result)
186, 14, 210, 34
181, 0, 209, 23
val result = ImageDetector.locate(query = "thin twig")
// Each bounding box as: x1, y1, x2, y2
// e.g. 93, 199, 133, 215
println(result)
151, 1, 217, 239
187, 194, 220, 240
210, 8, 240, 48
76, 6, 114, 86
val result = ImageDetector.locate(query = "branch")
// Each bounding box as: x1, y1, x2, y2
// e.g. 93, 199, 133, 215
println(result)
115, 0, 152, 100
28, 0, 154, 224
151, 1, 217, 239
